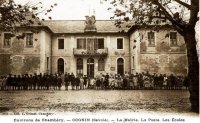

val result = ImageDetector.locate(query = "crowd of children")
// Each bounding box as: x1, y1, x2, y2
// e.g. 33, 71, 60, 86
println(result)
0, 72, 189, 91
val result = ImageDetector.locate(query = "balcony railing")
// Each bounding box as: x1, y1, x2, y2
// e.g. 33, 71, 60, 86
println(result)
73, 48, 108, 56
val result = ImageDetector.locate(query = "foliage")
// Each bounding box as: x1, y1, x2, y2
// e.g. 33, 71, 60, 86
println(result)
104, 0, 198, 35
0, 0, 57, 32
104, 1, 199, 112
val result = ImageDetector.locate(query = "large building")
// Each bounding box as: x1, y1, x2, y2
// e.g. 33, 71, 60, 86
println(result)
0, 16, 187, 77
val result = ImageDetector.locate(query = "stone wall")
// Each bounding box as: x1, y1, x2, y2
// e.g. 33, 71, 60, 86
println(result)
130, 28, 187, 75
0, 29, 51, 75
140, 53, 187, 75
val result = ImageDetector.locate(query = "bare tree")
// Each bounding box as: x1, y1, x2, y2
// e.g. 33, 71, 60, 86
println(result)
104, 0, 199, 113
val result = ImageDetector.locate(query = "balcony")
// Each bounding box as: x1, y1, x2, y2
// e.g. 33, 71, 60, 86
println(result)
73, 48, 108, 57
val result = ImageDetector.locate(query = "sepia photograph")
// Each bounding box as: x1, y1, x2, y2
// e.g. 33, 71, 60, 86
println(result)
0, 0, 199, 123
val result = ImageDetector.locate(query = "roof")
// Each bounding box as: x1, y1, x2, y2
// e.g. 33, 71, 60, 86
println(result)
42, 20, 130, 33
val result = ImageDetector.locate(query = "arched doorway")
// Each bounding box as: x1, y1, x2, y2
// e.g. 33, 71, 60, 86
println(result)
117, 58, 124, 76
77, 58, 83, 77
57, 58, 64, 74
87, 58, 94, 78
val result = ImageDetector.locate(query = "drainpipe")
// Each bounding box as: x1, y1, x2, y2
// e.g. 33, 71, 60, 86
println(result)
128, 33, 132, 74
50, 33, 53, 74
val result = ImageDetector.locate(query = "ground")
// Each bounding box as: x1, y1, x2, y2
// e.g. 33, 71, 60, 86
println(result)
0, 87, 198, 116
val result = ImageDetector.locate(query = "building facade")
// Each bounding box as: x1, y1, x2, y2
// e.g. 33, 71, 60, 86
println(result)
0, 16, 187, 77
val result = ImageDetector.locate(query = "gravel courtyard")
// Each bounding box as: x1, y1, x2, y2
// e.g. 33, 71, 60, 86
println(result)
0, 88, 198, 116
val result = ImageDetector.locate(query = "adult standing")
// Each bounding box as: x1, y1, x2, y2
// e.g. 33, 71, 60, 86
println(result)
53, 74, 58, 90
16, 75, 21, 90
7, 74, 13, 90
83, 75, 87, 89
1, 76, 7, 91
64, 73, 69, 90
75, 76, 80, 90
158, 74, 164, 89
132, 74, 138, 90
170, 74, 176, 90
70, 73, 75, 90
80, 76, 84, 90
123, 76, 128, 90
57, 75, 62, 90
183, 76, 189, 90
138, 74, 143, 89
163, 74, 168, 90
153, 74, 158, 90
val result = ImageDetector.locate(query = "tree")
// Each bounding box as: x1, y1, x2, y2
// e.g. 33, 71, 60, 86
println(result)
0, 0, 56, 74
104, 0, 199, 113
0, 0, 56, 32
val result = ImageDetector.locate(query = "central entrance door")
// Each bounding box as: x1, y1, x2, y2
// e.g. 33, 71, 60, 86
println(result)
87, 58, 94, 78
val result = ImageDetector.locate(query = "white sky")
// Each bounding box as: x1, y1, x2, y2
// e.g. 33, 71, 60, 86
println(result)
15, 0, 113, 20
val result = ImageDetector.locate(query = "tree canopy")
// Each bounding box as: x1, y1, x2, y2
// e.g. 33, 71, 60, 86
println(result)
0, 0, 57, 32
104, 0, 199, 113
104, 0, 198, 35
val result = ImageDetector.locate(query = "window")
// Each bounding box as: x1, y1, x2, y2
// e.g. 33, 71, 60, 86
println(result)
132, 56, 135, 69
117, 38, 123, 49
98, 58, 105, 71
170, 32, 177, 46
26, 33, 33, 47
87, 38, 95, 50
4, 33, 11, 47
77, 38, 86, 49
77, 38, 104, 50
58, 39, 64, 49
147, 31, 155, 46
97, 38, 104, 49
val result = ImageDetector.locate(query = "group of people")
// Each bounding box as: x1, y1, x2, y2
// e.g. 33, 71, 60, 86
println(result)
0, 72, 189, 91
